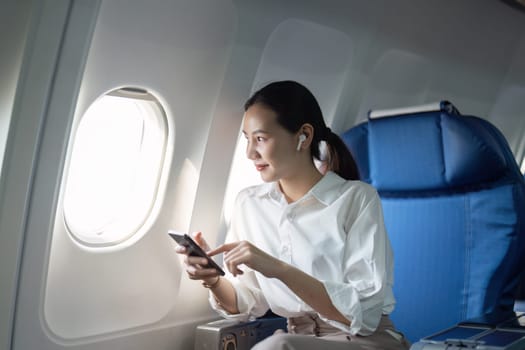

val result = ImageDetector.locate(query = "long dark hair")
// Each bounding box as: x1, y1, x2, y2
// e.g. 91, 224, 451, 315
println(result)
244, 80, 358, 180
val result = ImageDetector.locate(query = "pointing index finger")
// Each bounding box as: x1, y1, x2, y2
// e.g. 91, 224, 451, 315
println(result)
207, 242, 237, 257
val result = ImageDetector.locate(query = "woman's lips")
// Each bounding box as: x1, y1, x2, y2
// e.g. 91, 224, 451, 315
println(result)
255, 164, 268, 171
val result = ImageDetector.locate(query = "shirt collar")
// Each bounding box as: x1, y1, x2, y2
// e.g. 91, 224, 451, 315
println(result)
254, 171, 346, 206
253, 181, 282, 202
309, 171, 346, 205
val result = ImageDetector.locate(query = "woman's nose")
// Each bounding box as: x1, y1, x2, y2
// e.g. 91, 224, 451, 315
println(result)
246, 141, 258, 160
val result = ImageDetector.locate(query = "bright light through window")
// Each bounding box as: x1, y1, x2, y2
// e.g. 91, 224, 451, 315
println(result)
222, 132, 263, 223
63, 88, 168, 246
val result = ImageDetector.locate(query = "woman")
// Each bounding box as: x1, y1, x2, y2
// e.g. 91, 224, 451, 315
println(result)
176, 80, 409, 349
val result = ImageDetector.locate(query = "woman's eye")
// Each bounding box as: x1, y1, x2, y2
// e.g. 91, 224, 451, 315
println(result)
256, 136, 265, 142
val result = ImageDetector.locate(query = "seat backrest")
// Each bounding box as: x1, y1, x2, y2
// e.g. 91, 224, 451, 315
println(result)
341, 101, 525, 342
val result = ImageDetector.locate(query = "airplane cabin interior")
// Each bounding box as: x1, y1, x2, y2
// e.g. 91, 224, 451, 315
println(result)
1, 1, 525, 349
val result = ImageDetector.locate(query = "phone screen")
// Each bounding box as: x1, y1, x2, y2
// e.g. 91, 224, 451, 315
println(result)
168, 231, 225, 276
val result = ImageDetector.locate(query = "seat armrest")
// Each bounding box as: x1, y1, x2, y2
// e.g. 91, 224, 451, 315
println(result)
194, 316, 287, 350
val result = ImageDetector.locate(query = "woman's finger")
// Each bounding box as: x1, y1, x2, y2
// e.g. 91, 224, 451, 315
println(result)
207, 242, 240, 256
223, 248, 248, 276
174, 245, 187, 254
186, 256, 209, 266
186, 264, 221, 278
192, 231, 211, 251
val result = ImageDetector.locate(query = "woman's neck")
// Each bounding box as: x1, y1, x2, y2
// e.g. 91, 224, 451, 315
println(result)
279, 166, 324, 203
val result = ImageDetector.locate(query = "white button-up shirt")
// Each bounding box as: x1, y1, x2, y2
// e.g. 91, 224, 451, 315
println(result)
210, 171, 395, 335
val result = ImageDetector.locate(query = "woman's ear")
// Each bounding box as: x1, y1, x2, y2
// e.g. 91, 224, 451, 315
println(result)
296, 123, 314, 151
296, 134, 307, 151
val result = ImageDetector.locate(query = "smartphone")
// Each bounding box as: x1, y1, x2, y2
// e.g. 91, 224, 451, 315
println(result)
168, 230, 225, 276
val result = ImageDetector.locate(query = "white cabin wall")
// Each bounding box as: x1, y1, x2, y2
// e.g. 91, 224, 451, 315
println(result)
0, 0, 33, 344
489, 33, 525, 163
202, 0, 525, 153
0, 0, 33, 179
0, 1, 65, 349
5, 2, 104, 349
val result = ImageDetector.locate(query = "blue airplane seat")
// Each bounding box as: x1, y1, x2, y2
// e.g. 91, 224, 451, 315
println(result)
341, 101, 525, 342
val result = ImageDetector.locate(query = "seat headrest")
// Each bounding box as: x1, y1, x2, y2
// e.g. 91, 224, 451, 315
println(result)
352, 101, 509, 192
368, 100, 460, 119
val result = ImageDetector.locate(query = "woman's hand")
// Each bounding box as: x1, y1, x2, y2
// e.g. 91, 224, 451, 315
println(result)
207, 240, 285, 278
174, 232, 221, 284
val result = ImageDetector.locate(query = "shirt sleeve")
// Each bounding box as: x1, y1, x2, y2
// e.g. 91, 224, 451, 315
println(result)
208, 190, 271, 320
321, 187, 392, 336
208, 268, 270, 320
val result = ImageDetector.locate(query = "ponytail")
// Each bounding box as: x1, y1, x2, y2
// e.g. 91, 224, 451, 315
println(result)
323, 130, 359, 180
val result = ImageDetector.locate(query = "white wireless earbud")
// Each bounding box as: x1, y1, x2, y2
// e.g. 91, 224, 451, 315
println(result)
296, 134, 307, 151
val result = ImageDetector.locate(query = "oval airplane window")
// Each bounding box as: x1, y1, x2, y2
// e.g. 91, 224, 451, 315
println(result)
63, 88, 168, 246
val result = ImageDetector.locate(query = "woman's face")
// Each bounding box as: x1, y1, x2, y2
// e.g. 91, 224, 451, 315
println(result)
242, 103, 300, 183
